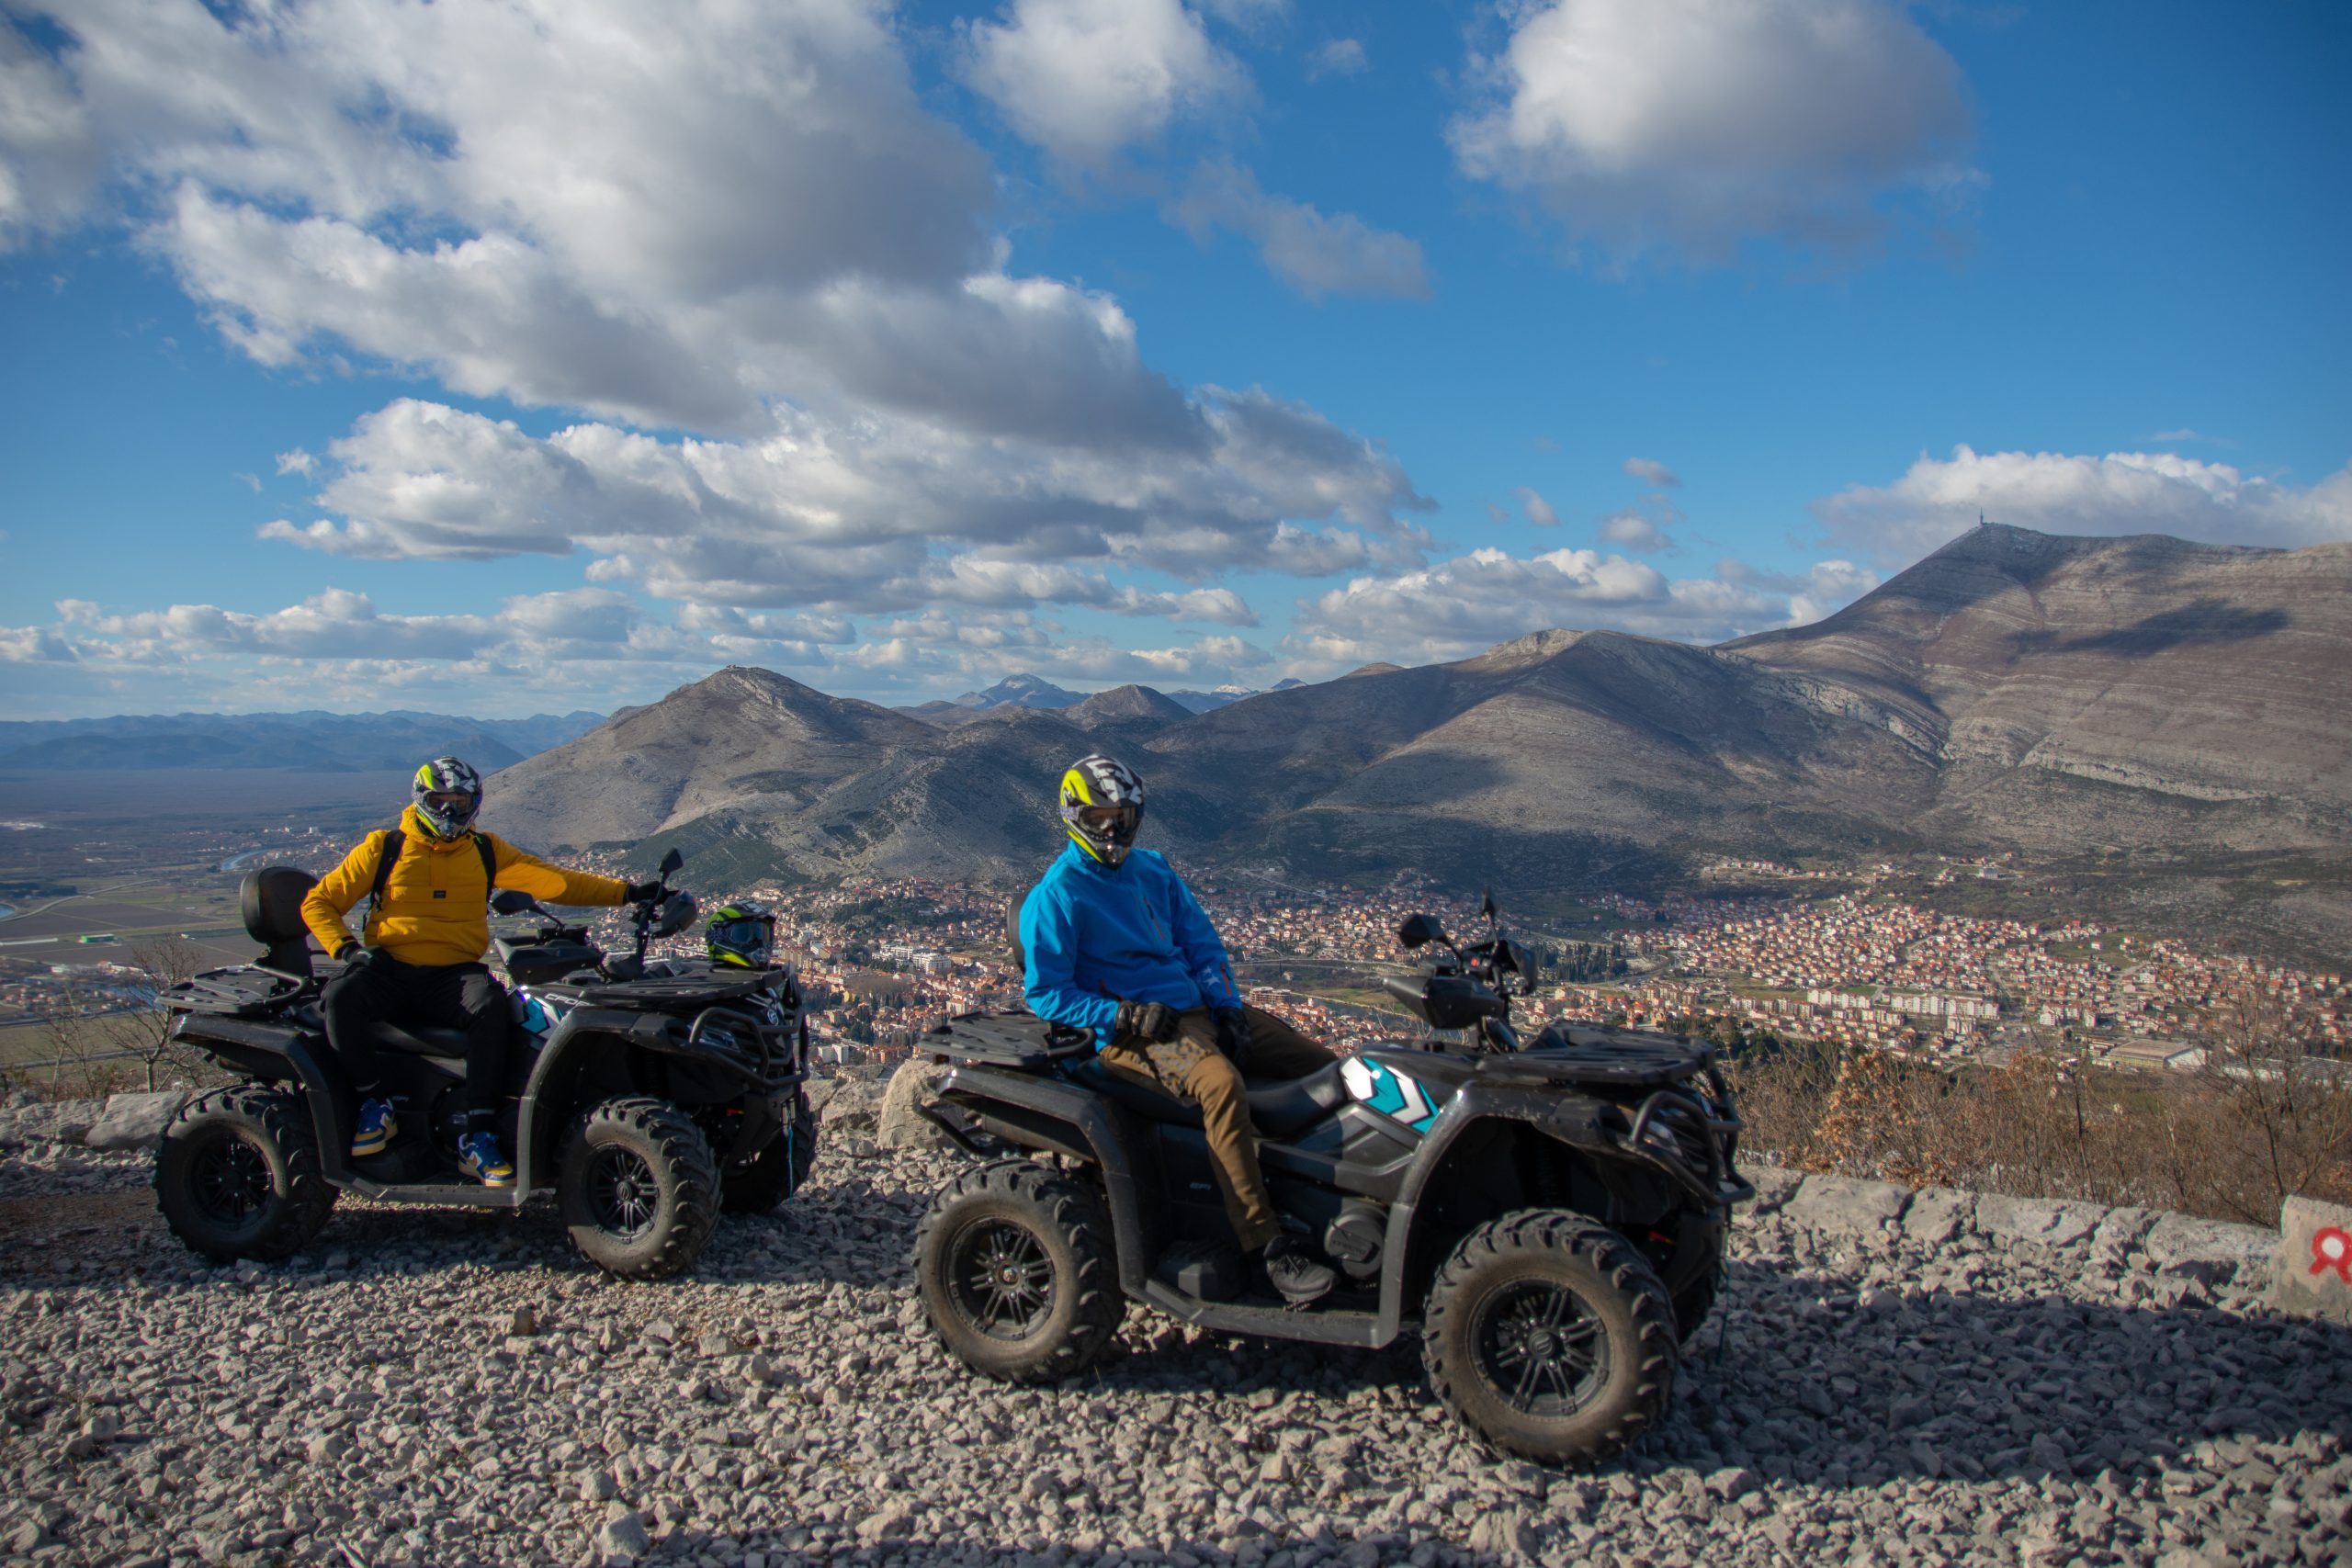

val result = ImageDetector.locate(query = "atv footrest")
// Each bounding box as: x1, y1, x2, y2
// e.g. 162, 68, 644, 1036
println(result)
1154, 1239, 1244, 1303
1140, 1280, 1386, 1347
343, 1179, 531, 1210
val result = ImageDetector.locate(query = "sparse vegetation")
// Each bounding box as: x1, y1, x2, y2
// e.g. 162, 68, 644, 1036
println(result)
1730, 979, 2352, 1224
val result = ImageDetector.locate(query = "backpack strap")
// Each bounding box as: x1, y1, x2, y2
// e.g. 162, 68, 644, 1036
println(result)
368, 828, 502, 914
368, 829, 405, 916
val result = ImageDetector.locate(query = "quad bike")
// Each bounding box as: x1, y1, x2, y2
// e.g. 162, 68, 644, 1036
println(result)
910, 895, 1749, 1468
153, 849, 814, 1279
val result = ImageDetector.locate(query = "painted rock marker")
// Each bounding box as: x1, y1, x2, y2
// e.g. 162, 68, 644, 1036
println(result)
2275, 1194, 2352, 1324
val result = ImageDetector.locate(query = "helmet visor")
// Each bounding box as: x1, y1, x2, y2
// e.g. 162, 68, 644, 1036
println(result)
709, 917, 772, 959
1077, 804, 1140, 844
423, 790, 478, 818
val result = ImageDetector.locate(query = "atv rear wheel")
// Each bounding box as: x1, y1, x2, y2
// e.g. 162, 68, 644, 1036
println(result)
558, 1096, 720, 1280
1424, 1209, 1677, 1468
915, 1158, 1122, 1384
154, 1086, 336, 1263
721, 1091, 819, 1215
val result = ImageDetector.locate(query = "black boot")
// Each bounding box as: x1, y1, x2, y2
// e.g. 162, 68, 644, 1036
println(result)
1263, 1235, 1336, 1305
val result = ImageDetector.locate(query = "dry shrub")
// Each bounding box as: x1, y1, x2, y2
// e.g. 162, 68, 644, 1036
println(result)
1729, 983, 2352, 1224
9, 939, 226, 1101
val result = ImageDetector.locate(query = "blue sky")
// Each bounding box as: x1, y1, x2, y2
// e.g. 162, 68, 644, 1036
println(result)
1, 0, 2345, 719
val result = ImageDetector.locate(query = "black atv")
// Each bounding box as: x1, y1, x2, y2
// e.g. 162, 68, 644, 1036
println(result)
910, 896, 1749, 1468
153, 849, 815, 1279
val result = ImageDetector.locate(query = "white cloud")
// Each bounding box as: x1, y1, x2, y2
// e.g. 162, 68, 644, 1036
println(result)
1599, 509, 1671, 551
255, 395, 1430, 612
1306, 38, 1368, 80
0, 23, 103, 247
1815, 446, 2352, 566
0, 625, 79, 662
1285, 544, 1871, 669
1450, 0, 1978, 264
1623, 456, 1679, 488
961, 0, 1242, 170
1514, 487, 1560, 526
1168, 163, 1429, 300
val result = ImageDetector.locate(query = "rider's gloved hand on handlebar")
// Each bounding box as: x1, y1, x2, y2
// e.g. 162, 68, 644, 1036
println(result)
622, 881, 663, 903
1212, 1007, 1252, 1070
1114, 999, 1181, 1043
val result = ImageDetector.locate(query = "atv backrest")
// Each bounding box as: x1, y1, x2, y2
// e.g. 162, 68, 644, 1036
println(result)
1005, 891, 1027, 973
241, 865, 319, 977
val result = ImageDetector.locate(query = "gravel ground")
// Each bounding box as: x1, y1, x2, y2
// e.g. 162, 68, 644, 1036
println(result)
2, 1137, 2347, 1568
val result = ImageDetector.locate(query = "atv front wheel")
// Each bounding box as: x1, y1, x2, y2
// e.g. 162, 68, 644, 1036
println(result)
1424, 1209, 1678, 1468
1668, 1222, 1725, 1345
557, 1096, 721, 1280
154, 1085, 336, 1263
721, 1092, 819, 1215
915, 1158, 1123, 1384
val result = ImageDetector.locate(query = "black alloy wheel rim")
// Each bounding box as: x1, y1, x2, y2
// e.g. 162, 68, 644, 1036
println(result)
189, 1133, 272, 1230
587, 1147, 660, 1237
947, 1218, 1055, 1341
1474, 1277, 1611, 1416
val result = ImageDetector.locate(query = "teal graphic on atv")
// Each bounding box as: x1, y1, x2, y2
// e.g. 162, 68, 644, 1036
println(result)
910, 894, 1750, 1470
1339, 1053, 1442, 1133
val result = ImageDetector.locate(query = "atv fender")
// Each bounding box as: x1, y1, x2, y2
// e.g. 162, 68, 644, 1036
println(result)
516, 1006, 711, 1188
171, 1014, 365, 1185
928, 1064, 1159, 1294
1371, 1085, 1681, 1335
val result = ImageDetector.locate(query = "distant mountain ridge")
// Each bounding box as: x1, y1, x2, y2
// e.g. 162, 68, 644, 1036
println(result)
900, 673, 1306, 726
0, 708, 605, 773
482, 525, 2352, 954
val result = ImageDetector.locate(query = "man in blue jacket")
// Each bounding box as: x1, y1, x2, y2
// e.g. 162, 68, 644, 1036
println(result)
1021, 752, 1338, 1303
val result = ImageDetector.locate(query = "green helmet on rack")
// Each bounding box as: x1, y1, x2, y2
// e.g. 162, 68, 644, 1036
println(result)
706, 901, 775, 969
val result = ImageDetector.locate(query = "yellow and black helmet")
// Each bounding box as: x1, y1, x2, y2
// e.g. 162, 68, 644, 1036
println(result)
706, 902, 775, 969
411, 756, 483, 841
1059, 753, 1146, 867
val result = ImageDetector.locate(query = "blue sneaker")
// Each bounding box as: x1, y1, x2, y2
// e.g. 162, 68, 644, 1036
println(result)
352, 1098, 397, 1157
458, 1132, 514, 1188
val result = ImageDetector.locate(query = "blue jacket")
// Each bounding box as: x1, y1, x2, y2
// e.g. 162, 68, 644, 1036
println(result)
1021, 843, 1241, 1051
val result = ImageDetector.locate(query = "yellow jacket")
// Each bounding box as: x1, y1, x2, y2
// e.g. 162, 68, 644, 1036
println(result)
301, 806, 631, 968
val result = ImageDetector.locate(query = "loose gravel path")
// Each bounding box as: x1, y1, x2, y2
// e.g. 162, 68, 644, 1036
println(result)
2, 1139, 2346, 1568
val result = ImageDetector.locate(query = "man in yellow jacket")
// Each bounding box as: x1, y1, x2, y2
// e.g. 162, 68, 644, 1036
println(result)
301, 757, 659, 1185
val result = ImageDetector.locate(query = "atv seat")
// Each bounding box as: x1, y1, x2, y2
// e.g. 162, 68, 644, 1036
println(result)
368, 1021, 473, 1061
1069, 1056, 1352, 1139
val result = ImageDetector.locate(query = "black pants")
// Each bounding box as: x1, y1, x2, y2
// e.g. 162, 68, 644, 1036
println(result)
320, 956, 509, 1130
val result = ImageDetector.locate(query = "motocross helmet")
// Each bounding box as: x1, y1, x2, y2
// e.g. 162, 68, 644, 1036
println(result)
1059, 753, 1145, 868
706, 901, 775, 969
411, 756, 483, 841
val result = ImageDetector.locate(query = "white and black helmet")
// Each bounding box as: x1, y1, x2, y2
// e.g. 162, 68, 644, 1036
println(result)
412, 756, 483, 841
1059, 753, 1146, 867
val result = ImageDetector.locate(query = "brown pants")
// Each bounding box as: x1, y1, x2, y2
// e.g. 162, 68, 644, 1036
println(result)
1098, 1004, 1337, 1253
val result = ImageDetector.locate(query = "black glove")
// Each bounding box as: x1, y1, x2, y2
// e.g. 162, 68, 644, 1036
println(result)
622, 881, 662, 903
1114, 999, 1181, 1043
335, 944, 379, 973
1212, 1007, 1252, 1069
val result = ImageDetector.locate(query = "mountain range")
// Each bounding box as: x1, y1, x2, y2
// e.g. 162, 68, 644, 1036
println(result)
0, 709, 605, 773
481, 525, 2352, 957
899, 673, 1306, 727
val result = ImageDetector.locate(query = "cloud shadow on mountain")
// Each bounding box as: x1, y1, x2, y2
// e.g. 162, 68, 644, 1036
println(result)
2010, 600, 2290, 660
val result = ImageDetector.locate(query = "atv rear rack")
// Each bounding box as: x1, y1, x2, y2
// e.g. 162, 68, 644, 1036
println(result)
922, 1010, 1093, 1070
